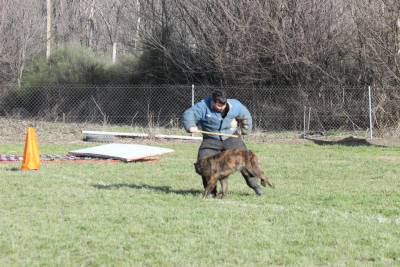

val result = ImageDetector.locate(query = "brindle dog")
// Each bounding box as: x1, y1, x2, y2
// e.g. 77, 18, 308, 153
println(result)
194, 149, 274, 198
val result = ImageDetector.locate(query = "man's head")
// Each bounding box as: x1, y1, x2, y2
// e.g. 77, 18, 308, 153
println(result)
211, 90, 227, 113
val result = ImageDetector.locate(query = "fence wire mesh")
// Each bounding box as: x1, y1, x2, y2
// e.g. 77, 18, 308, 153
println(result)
0, 84, 399, 140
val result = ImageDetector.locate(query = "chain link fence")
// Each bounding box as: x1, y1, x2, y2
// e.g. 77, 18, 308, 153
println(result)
0, 84, 399, 139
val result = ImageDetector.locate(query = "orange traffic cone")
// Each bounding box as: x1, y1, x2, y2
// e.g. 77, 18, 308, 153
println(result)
21, 127, 41, 171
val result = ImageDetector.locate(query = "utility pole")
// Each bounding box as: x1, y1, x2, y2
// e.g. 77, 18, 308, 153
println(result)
46, 0, 52, 60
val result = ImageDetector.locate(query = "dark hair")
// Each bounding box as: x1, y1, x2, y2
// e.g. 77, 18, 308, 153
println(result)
211, 90, 227, 104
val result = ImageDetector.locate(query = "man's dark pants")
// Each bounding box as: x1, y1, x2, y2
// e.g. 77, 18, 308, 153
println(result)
197, 137, 263, 196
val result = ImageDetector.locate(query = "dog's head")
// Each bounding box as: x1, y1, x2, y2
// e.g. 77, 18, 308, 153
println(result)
194, 161, 203, 175
194, 159, 212, 176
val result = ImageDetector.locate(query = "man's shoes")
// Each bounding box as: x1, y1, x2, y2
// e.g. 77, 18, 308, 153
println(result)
208, 188, 218, 198
206, 192, 217, 198
202, 187, 217, 198
253, 186, 263, 196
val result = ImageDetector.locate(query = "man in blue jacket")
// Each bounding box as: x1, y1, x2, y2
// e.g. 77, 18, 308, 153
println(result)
182, 90, 263, 197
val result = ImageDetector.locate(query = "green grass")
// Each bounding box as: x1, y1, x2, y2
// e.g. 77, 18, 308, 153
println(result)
1, 142, 400, 266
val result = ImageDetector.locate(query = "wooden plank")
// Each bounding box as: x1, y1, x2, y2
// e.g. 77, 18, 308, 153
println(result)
82, 130, 202, 141
197, 130, 239, 138
154, 134, 202, 140
82, 130, 149, 138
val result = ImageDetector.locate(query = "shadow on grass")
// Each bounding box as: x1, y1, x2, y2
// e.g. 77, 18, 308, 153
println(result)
92, 183, 202, 196
91, 183, 254, 197
306, 136, 386, 147
5, 167, 21, 171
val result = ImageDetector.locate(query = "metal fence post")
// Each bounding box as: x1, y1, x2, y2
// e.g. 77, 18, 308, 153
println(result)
192, 84, 195, 106
368, 85, 373, 139
303, 106, 306, 137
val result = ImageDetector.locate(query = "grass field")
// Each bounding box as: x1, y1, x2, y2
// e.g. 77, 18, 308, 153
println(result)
1, 141, 400, 266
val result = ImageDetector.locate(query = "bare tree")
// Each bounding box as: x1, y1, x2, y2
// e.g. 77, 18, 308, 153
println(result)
350, 0, 400, 130
0, 0, 45, 85
0, 0, 400, 87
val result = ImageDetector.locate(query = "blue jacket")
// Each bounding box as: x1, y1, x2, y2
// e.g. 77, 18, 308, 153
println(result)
182, 96, 253, 140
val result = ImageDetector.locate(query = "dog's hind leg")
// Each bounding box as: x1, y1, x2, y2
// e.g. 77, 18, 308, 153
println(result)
244, 167, 274, 188
259, 174, 274, 188
246, 155, 274, 188
250, 166, 274, 188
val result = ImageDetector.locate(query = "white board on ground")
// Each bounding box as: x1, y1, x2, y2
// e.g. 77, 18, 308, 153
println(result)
68, 144, 174, 162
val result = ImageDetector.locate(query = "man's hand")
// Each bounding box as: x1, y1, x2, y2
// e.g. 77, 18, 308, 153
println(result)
230, 118, 238, 129
189, 126, 200, 133
237, 118, 249, 135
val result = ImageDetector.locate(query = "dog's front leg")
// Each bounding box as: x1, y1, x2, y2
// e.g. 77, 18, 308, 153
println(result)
203, 175, 218, 199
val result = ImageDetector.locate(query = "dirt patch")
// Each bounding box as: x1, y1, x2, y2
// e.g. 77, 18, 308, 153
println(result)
0, 117, 89, 144
377, 156, 400, 162
303, 136, 400, 147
